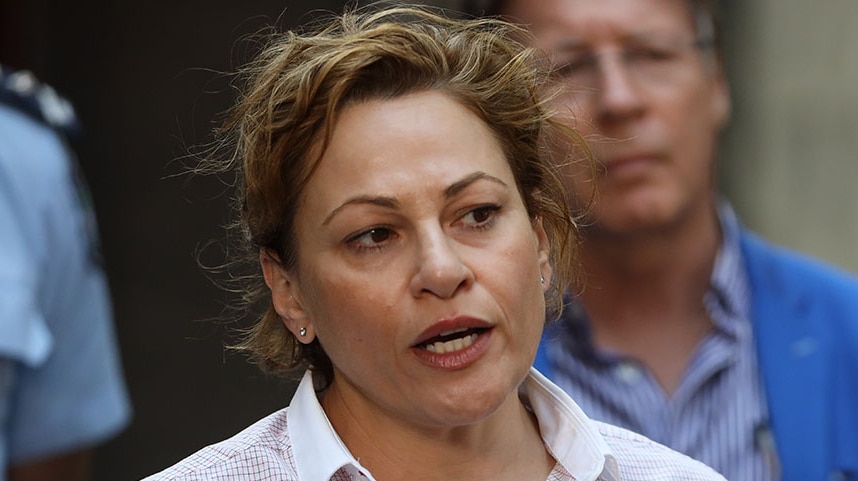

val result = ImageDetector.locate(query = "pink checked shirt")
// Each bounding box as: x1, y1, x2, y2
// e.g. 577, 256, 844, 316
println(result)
142, 369, 726, 481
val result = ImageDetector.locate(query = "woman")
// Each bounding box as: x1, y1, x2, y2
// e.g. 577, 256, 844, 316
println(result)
144, 6, 725, 481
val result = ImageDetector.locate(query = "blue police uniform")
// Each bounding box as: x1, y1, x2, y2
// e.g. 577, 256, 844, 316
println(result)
0, 65, 131, 477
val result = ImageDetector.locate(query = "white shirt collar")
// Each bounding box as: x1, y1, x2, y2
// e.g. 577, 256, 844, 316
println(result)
288, 368, 619, 481
288, 370, 373, 481
525, 368, 620, 481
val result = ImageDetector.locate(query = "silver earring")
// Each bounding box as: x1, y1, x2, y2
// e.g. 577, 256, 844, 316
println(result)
298, 327, 307, 337
540, 275, 545, 285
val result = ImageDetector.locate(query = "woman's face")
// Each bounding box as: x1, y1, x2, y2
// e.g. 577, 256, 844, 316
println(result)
263, 90, 552, 432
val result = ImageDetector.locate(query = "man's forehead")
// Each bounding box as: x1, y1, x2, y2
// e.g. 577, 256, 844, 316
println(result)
501, 0, 698, 37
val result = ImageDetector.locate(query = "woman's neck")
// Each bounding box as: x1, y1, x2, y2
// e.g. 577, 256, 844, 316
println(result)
321, 381, 554, 481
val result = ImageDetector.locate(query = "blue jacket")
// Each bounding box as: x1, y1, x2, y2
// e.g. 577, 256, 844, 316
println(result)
534, 229, 858, 481
742, 231, 858, 481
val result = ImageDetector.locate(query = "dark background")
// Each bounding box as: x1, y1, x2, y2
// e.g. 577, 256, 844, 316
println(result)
1, 1, 347, 479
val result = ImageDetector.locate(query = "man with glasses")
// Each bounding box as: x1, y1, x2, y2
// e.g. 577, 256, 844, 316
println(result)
462, 1, 858, 480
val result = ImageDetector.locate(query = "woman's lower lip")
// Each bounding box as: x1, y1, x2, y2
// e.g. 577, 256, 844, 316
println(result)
410, 329, 492, 370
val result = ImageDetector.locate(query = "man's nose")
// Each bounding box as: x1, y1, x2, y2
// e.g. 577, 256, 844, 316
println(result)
594, 52, 646, 123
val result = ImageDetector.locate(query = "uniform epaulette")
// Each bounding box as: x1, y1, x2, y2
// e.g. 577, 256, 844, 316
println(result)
0, 64, 101, 265
0, 64, 80, 136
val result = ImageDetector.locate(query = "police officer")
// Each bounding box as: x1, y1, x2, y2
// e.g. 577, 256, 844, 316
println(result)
0, 65, 131, 481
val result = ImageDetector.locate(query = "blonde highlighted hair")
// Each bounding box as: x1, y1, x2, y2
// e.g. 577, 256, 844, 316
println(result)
202, 4, 588, 384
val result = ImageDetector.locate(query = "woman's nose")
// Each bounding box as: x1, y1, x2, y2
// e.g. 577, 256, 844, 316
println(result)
409, 227, 473, 299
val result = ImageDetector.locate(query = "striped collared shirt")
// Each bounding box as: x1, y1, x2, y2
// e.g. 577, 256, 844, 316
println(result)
543, 203, 779, 481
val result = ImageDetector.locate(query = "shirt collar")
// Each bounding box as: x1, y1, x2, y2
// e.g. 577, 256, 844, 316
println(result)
525, 368, 620, 481
288, 370, 372, 481
708, 200, 751, 338
288, 368, 619, 481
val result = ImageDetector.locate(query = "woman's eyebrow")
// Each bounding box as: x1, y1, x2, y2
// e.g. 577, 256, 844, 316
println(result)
322, 195, 399, 226
445, 171, 508, 199
322, 172, 508, 226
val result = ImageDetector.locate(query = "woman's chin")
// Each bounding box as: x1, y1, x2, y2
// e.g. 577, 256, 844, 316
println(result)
415, 367, 528, 429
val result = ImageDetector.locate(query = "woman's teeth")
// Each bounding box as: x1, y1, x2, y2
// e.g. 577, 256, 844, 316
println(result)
424, 333, 478, 353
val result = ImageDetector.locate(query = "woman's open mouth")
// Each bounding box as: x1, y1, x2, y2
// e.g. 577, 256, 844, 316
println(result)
421, 327, 489, 353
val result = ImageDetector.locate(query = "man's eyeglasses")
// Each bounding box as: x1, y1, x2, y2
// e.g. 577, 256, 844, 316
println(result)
552, 36, 716, 95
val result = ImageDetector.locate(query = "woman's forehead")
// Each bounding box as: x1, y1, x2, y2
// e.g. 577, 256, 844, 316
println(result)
295, 92, 517, 215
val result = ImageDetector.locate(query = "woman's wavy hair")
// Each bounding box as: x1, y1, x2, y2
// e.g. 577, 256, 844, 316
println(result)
200, 4, 590, 385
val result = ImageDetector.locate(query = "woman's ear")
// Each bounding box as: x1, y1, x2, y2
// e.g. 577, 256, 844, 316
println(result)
533, 217, 553, 291
259, 249, 315, 343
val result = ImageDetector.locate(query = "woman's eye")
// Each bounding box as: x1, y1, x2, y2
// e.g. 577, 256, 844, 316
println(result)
462, 205, 500, 228
348, 227, 394, 250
